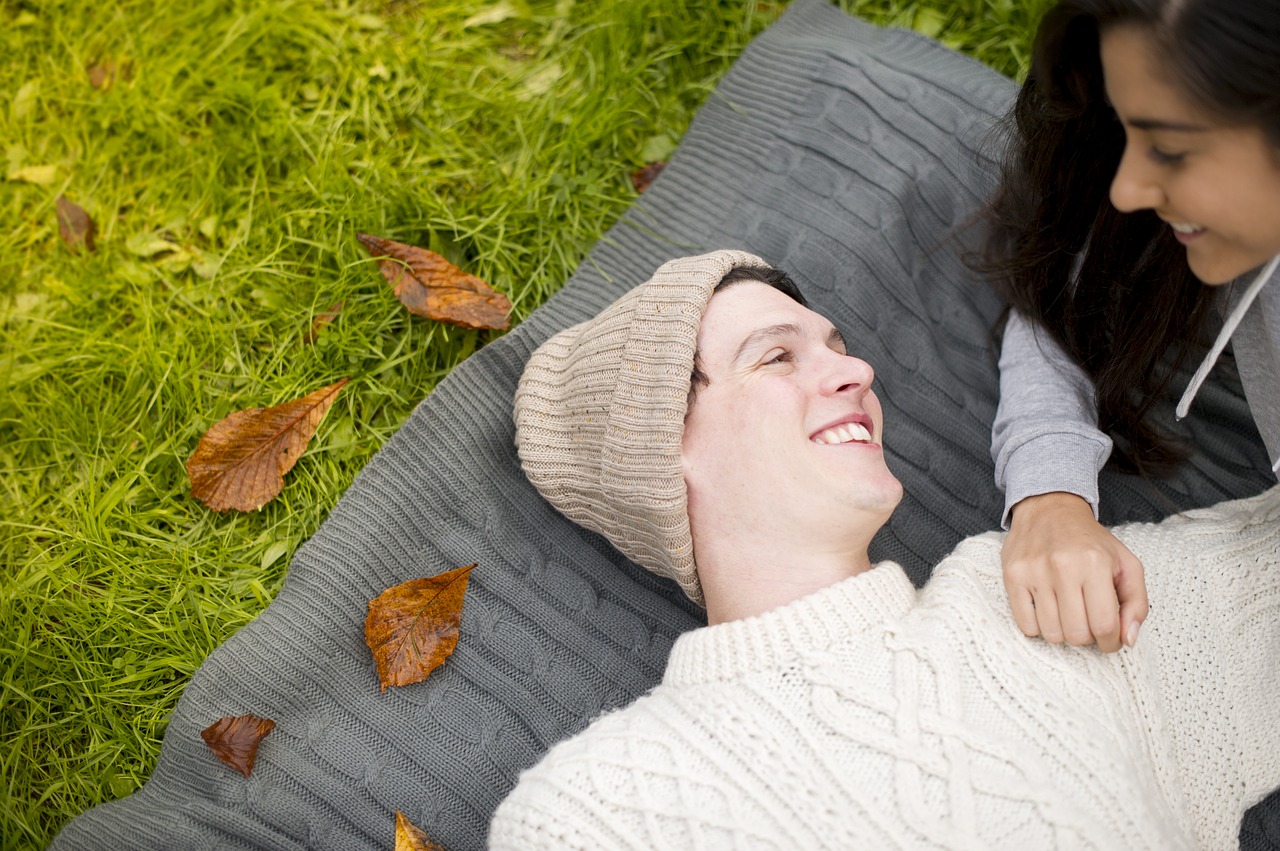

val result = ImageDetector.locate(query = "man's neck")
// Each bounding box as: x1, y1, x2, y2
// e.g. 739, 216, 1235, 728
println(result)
698, 546, 875, 626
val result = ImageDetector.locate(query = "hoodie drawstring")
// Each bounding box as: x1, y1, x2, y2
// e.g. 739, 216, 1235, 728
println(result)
1175, 253, 1280, 421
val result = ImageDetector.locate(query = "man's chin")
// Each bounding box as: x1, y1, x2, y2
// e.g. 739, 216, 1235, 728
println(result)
865, 472, 904, 513
873, 487, 903, 529
832, 482, 902, 537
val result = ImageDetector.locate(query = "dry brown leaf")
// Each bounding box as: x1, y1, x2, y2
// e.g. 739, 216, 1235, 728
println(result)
87, 62, 115, 90
356, 233, 510, 330
56, 196, 96, 253
87, 57, 132, 90
305, 300, 345, 344
365, 564, 476, 692
201, 714, 276, 777
395, 811, 446, 851
186, 378, 349, 512
630, 162, 666, 194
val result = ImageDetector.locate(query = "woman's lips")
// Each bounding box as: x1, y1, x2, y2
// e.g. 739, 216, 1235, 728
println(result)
1169, 222, 1206, 244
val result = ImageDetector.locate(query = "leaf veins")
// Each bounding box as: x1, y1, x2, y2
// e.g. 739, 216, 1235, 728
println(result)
357, 233, 510, 330
201, 714, 276, 778
365, 564, 476, 692
186, 378, 348, 512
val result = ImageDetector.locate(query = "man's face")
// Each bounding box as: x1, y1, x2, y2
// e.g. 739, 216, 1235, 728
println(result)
681, 281, 902, 552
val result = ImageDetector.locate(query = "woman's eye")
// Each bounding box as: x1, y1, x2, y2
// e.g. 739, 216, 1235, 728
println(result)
1148, 146, 1185, 165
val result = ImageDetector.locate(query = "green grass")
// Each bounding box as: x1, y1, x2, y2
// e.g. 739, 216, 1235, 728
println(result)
0, 0, 1049, 846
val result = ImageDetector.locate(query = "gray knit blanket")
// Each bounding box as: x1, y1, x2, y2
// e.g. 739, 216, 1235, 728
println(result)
52, 2, 1279, 848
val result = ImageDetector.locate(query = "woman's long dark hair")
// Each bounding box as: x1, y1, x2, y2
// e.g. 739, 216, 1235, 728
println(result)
981, 0, 1280, 474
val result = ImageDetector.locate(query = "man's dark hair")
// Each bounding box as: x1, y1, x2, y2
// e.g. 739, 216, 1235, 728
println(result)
687, 266, 808, 410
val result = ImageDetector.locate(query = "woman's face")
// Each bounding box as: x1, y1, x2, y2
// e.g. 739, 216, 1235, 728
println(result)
1101, 24, 1280, 284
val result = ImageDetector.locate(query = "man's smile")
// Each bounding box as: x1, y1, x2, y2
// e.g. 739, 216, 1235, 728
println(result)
810, 414, 876, 446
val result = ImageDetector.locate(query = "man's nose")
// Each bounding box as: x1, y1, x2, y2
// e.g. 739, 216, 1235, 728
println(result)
1110, 142, 1165, 213
823, 353, 874, 397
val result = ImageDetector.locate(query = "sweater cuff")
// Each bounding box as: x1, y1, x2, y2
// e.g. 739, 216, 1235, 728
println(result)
999, 433, 1110, 529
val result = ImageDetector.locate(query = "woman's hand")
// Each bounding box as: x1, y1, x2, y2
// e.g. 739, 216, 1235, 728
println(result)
1003, 492, 1148, 652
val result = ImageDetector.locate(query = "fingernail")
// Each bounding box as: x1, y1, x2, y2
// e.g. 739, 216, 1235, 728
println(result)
1125, 622, 1139, 647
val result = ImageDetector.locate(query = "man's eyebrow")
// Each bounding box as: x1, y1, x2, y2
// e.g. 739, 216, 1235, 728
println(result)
731, 322, 847, 363
733, 323, 802, 364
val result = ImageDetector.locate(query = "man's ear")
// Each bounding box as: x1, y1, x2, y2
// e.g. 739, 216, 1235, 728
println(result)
680, 440, 695, 488
680, 437, 703, 512
681, 464, 704, 545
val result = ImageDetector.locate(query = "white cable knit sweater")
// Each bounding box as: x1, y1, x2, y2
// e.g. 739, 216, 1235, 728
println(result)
489, 487, 1280, 850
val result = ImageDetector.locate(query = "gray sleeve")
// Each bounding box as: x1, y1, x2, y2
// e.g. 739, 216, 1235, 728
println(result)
992, 309, 1113, 528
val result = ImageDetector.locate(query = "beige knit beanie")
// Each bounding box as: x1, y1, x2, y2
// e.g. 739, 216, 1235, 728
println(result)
513, 250, 772, 607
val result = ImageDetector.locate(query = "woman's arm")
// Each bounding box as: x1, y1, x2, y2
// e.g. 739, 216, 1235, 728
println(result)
992, 309, 1113, 527
992, 310, 1148, 652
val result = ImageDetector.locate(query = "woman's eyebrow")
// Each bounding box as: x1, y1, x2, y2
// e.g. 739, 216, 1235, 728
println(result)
1125, 117, 1209, 132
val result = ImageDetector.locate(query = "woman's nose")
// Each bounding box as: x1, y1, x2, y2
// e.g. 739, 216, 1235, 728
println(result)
1110, 141, 1165, 213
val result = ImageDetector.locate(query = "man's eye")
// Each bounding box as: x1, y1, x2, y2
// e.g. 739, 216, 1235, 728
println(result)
765, 350, 792, 365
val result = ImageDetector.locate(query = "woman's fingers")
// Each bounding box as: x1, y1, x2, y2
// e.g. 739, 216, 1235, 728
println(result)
1114, 544, 1149, 647
1008, 584, 1041, 638
1030, 587, 1064, 644
1002, 492, 1149, 653
1083, 577, 1123, 652
1055, 585, 1094, 646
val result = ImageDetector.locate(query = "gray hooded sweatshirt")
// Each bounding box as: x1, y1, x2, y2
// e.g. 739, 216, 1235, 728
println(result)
992, 255, 1280, 526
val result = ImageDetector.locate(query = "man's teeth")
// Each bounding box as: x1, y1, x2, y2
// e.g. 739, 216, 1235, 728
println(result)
813, 422, 872, 445
1170, 222, 1204, 234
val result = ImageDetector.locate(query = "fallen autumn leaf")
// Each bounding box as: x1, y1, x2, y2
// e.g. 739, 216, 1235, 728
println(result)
630, 162, 666, 194
357, 233, 510, 330
87, 61, 116, 90
56, 196, 96, 253
186, 378, 349, 511
305, 301, 345, 344
201, 714, 276, 778
395, 811, 446, 851
365, 564, 476, 692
